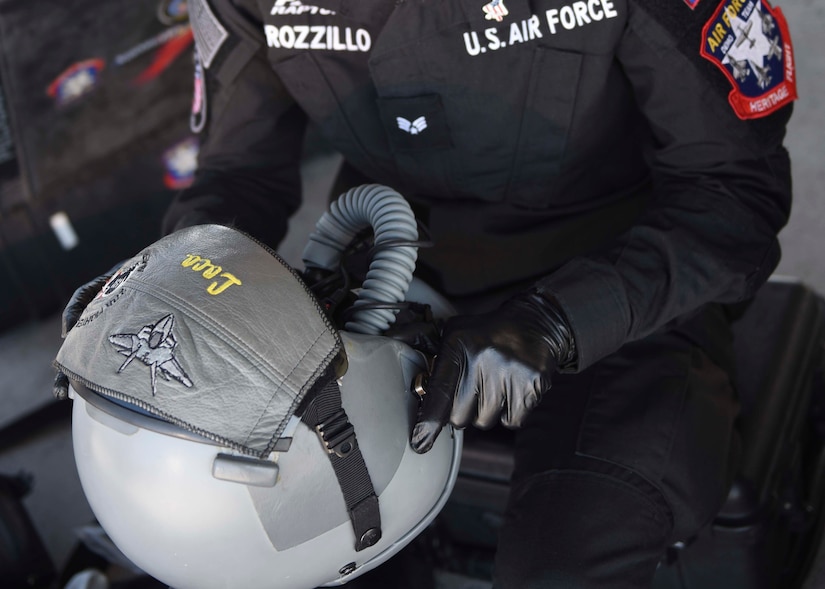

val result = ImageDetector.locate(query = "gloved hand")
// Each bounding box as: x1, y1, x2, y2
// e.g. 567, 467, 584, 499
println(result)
410, 291, 576, 454
53, 261, 127, 400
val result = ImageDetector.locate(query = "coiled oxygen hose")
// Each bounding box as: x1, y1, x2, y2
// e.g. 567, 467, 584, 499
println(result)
301, 184, 419, 335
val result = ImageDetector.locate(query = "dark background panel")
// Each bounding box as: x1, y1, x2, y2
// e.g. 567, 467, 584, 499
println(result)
0, 0, 195, 333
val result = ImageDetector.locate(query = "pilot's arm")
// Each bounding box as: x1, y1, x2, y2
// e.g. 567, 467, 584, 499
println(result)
413, 0, 795, 450
162, 0, 307, 250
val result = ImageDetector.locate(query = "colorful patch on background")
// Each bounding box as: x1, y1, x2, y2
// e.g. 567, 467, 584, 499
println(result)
163, 137, 199, 189
114, 24, 194, 86
47, 59, 105, 107
701, 0, 796, 119
158, 0, 189, 25
133, 27, 194, 85
684, 0, 701, 9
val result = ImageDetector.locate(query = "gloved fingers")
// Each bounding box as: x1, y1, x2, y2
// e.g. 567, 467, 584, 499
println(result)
410, 386, 452, 454
61, 260, 129, 337
500, 373, 546, 429
410, 352, 462, 454
472, 388, 504, 430
61, 273, 112, 337
450, 361, 485, 429
500, 389, 540, 428
53, 371, 70, 401
467, 367, 505, 429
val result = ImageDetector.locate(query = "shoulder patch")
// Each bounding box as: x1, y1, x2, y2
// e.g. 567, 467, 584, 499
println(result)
700, 0, 796, 119
189, 0, 229, 69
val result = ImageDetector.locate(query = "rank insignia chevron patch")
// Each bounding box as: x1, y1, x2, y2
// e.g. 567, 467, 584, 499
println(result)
701, 0, 797, 119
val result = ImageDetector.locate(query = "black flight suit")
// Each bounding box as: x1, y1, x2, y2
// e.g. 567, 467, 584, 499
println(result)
164, 0, 795, 586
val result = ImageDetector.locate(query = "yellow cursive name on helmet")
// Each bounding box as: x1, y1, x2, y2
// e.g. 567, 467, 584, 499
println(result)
181, 254, 242, 295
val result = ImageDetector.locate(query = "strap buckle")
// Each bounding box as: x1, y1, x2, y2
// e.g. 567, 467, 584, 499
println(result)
315, 409, 357, 458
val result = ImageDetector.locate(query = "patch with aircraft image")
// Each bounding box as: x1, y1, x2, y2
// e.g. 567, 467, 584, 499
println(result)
701, 0, 796, 119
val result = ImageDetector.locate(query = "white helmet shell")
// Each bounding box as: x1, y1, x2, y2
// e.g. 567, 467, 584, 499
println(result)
69, 332, 461, 589
56, 225, 462, 588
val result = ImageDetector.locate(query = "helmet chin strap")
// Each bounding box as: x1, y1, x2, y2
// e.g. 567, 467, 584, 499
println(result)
301, 368, 382, 552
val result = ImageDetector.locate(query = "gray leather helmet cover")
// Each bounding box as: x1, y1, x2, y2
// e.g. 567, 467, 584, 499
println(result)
54, 225, 342, 457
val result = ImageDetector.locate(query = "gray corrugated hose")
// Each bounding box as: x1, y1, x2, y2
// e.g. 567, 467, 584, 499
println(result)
301, 184, 419, 335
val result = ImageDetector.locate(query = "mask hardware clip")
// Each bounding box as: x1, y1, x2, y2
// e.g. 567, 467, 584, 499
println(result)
315, 409, 357, 458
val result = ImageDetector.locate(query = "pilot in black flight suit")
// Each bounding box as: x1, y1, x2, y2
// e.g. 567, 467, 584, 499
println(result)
66, 0, 798, 586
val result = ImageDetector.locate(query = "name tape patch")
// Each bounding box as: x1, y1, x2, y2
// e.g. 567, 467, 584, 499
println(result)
189, 0, 229, 68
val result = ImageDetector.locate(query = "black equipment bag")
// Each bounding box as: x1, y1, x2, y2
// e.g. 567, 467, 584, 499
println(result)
0, 473, 56, 589
653, 277, 825, 589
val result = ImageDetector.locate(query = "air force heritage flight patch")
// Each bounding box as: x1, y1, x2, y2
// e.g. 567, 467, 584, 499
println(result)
701, 0, 796, 119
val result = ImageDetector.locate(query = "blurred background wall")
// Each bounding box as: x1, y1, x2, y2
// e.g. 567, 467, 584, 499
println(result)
0, 0, 196, 333
773, 0, 825, 291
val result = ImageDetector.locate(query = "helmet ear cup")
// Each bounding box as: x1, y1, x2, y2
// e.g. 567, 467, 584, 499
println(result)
68, 332, 462, 589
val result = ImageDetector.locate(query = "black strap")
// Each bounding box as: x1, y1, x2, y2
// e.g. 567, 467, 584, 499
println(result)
301, 374, 382, 551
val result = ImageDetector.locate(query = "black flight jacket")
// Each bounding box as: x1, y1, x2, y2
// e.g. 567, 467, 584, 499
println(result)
165, 0, 795, 370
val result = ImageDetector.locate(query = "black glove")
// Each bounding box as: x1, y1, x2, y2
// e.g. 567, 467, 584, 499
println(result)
53, 261, 126, 400
410, 291, 576, 454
